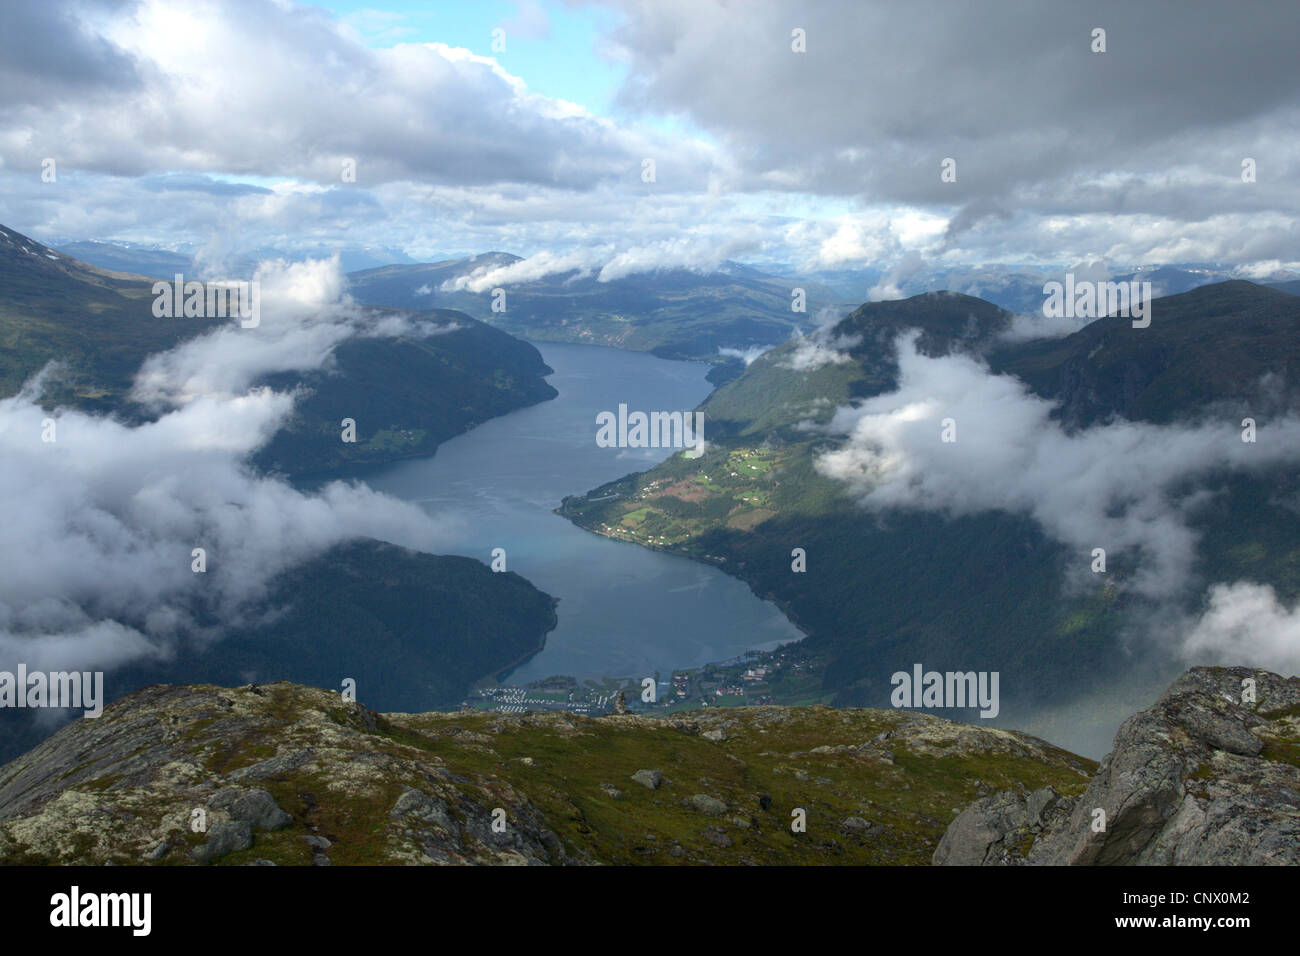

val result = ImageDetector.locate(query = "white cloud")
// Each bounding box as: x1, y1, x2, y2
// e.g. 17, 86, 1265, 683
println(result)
816, 333, 1300, 600
1181, 583, 1300, 677
133, 256, 456, 406
1, 256, 457, 678
780, 329, 861, 371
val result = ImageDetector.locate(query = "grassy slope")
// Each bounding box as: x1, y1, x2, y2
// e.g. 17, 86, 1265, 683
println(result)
0, 225, 226, 414
0, 680, 1096, 866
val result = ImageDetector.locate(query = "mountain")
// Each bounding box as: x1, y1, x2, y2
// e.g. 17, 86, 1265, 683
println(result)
0, 224, 228, 413
55, 239, 418, 279
348, 256, 853, 362
989, 280, 1300, 428
2, 665, 1291, 866
558, 283, 1300, 750
54, 240, 195, 281
249, 308, 557, 476
0, 539, 559, 763
788, 263, 1272, 316
0, 224, 558, 476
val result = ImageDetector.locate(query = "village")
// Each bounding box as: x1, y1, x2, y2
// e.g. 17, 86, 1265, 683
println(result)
463, 644, 821, 716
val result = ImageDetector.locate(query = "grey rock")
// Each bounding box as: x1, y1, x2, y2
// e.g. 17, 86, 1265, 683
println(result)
302, 835, 332, 850
842, 816, 879, 835
937, 667, 1300, 866
211, 788, 292, 831
191, 820, 252, 863
227, 749, 316, 783
630, 769, 663, 790
689, 794, 727, 816
390, 789, 455, 831
701, 827, 732, 848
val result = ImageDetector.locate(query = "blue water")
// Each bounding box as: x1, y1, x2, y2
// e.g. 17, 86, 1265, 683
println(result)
362, 342, 802, 682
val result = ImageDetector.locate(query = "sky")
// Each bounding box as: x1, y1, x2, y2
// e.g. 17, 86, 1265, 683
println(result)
0, 0, 1298, 279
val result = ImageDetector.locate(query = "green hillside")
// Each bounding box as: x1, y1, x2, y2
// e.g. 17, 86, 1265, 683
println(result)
0, 224, 558, 476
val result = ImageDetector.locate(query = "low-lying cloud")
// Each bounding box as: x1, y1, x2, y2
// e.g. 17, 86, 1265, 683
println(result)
2, 258, 453, 680
439, 235, 765, 293
816, 333, 1300, 609
133, 257, 457, 407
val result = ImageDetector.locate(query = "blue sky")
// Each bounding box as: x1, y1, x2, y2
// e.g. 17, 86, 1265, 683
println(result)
321, 1, 624, 115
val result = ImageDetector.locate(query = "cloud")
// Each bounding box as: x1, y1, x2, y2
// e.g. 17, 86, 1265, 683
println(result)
1, 258, 455, 679
1180, 583, 1300, 677
132, 256, 456, 406
780, 328, 861, 371
4, 0, 1299, 290
815, 333, 1300, 600
868, 251, 927, 300
440, 232, 767, 292
0, 0, 708, 191
717, 345, 771, 366
442, 248, 606, 293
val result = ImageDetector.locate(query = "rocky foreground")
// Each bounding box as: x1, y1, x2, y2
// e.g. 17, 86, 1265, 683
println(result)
0, 666, 1294, 865
935, 666, 1300, 865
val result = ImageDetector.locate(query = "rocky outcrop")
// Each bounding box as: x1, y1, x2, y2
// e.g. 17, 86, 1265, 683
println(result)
0, 682, 578, 866
935, 666, 1300, 865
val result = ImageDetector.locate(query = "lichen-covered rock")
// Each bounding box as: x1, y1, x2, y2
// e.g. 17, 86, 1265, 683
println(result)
936, 667, 1300, 866
0, 682, 579, 866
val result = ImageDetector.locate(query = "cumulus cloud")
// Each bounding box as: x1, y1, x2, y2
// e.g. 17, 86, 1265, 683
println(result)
5, 1, 1298, 279
0, 0, 708, 192
815, 333, 1300, 600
